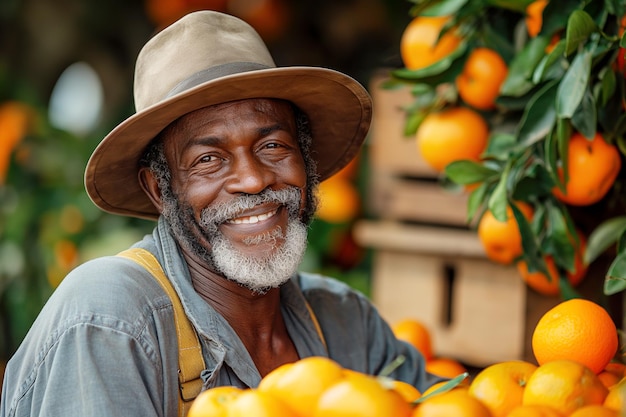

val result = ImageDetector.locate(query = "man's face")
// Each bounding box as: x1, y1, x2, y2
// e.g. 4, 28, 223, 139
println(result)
159, 99, 310, 293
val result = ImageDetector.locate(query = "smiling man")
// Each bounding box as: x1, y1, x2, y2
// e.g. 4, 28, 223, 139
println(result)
1, 11, 439, 417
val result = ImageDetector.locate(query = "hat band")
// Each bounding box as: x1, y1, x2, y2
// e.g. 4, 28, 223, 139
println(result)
165, 62, 273, 99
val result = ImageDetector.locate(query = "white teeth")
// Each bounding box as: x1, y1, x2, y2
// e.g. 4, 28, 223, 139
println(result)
227, 209, 277, 225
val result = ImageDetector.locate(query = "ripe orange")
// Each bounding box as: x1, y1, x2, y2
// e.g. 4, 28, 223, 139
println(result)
552, 132, 622, 206
257, 356, 344, 416
517, 231, 588, 296
400, 15, 462, 70
227, 0, 290, 42
187, 385, 243, 417
456, 47, 508, 110
603, 376, 625, 411
313, 371, 412, 417
392, 318, 434, 361
315, 176, 360, 223
416, 106, 489, 172
477, 201, 534, 265
412, 387, 492, 417
505, 404, 564, 417
525, 0, 548, 37
531, 298, 618, 374
425, 357, 468, 381
468, 360, 538, 417
598, 370, 622, 390
569, 404, 619, 417
228, 389, 297, 417
0, 101, 33, 184
390, 379, 422, 403
522, 359, 609, 415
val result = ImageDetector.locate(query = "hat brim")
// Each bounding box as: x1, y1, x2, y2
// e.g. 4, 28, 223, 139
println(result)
85, 67, 372, 220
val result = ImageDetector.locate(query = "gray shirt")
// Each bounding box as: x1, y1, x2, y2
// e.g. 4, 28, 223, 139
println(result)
1, 217, 437, 417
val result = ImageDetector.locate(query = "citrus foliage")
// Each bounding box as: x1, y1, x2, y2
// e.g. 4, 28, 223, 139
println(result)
388, 0, 626, 297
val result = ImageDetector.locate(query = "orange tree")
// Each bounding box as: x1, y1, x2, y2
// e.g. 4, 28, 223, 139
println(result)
387, 0, 626, 299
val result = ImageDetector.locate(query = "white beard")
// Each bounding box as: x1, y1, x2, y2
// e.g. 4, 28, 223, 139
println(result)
209, 219, 308, 294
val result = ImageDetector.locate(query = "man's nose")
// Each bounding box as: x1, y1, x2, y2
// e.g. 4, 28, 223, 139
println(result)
225, 154, 275, 195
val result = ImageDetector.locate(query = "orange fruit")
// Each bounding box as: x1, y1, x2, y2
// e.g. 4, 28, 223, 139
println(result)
227, 0, 290, 42
569, 404, 619, 417
400, 16, 462, 70
552, 132, 622, 206
598, 370, 622, 390
228, 389, 297, 417
315, 176, 360, 223
313, 371, 412, 417
456, 47, 508, 110
416, 106, 489, 172
392, 318, 434, 361
505, 404, 564, 417
468, 360, 538, 417
603, 376, 626, 411
390, 379, 422, 403
477, 201, 534, 265
412, 387, 492, 417
517, 231, 588, 296
522, 359, 609, 415
425, 357, 468, 381
187, 385, 243, 417
525, 0, 548, 37
257, 356, 344, 416
531, 298, 618, 374
0, 101, 33, 184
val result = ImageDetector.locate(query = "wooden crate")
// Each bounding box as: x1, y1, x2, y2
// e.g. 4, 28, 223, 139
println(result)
354, 220, 528, 367
367, 73, 469, 227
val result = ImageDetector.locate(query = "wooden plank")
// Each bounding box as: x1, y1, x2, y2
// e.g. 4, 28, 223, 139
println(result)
371, 250, 526, 366
353, 220, 485, 258
368, 175, 469, 226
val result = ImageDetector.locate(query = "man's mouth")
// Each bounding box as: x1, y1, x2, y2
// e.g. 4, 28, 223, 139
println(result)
226, 208, 278, 225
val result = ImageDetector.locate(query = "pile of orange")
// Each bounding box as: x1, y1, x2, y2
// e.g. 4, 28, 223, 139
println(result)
188, 356, 416, 417
189, 299, 622, 416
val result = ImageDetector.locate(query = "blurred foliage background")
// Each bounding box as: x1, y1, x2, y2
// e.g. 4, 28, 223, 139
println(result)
0, 0, 413, 362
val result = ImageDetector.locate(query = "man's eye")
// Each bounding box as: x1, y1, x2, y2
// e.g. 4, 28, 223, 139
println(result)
199, 155, 216, 163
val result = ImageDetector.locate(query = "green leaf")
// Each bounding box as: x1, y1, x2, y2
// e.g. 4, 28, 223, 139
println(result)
516, 80, 559, 148
413, 372, 470, 404
544, 203, 575, 272
564, 10, 598, 56
487, 160, 512, 222
500, 36, 551, 97
421, 0, 469, 16
598, 66, 617, 107
584, 216, 626, 264
605, 252, 626, 295
404, 111, 426, 136
570, 89, 596, 139
445, 160, 498, 185
391, 42, 468, 81
556, 50, 592, 118
533, 40, 567, 84
466, 182, 489, 224
511, 201, 546, 273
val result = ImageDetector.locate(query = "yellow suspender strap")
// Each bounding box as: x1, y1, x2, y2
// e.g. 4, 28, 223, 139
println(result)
304, 301, 327, 350
117, 248, 205, 417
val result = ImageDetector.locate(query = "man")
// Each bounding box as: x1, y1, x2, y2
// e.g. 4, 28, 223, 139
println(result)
1, 10, 438, 417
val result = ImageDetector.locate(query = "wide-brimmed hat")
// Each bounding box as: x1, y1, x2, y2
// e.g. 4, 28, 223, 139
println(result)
84, 10, 372, 220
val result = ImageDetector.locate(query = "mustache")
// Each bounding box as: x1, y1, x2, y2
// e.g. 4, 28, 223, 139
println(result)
198, 187, 303, 233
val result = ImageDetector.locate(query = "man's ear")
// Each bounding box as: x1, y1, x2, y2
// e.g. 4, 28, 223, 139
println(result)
138, 167, 164, 213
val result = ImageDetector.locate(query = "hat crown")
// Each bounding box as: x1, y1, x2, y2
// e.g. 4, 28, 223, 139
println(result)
133, 11, 276, 112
